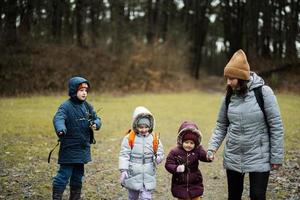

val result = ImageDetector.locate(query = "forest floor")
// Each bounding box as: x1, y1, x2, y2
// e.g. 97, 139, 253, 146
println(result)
0, 92, 299, 199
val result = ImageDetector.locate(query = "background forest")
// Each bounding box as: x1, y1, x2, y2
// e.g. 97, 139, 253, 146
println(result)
0, 0, 299, 95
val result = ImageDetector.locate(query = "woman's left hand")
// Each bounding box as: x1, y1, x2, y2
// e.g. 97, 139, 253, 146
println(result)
271, 164, 282, 170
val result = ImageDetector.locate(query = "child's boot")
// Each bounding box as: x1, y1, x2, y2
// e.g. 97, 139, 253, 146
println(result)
69, 187, 81, 200
52, 187, 64, 200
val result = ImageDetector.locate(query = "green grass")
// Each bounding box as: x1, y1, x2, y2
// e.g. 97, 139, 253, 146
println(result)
0, 91, 299, 199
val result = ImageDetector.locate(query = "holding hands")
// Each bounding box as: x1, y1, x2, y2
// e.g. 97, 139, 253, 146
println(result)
207, 150, 215, 161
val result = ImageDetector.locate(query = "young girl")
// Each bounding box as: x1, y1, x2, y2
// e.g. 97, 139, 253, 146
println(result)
119, 106, 164, 200
165, 121, 211, 200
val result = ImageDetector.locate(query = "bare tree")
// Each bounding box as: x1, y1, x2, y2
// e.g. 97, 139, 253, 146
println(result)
51, 0, 64, 43
4, 0, 18, 45
285, 0, 299, 61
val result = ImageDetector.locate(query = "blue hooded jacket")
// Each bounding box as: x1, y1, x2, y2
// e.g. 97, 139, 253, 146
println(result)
53, 77, 101, 164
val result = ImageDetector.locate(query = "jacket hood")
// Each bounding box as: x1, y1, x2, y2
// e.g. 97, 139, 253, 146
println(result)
68, 76, 90, 100
132, 106, 155, 133
177, 121, 202, 146
247, 71, 264, 91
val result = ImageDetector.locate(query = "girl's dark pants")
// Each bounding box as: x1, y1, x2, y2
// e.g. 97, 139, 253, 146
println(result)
226, 169, 270, 200
53, 163, 85, 192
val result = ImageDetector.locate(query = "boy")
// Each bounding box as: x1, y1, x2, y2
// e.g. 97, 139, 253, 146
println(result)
52, 76, 101, 200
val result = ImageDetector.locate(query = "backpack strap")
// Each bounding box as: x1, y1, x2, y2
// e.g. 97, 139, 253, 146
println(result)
127, 129, 159, 155
225, 86, 269, 130
48, 140, 60, 163
225, 92, 232, 124
127, 129, 136, 149
152, 132, 159, 156
253, 86, 269, 131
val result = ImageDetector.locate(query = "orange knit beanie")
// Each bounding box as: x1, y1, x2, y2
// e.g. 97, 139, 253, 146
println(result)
224, 49, 250, 80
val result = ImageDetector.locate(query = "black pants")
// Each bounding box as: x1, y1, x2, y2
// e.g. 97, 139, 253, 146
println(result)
226, 169, 270, 200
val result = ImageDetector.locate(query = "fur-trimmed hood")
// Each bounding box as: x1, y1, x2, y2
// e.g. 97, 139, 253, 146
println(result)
177, 121, 202, 147
132, 106, 155, 133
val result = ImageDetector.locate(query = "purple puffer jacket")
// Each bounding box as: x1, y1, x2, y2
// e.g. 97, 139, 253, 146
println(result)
165, 121, 210, 199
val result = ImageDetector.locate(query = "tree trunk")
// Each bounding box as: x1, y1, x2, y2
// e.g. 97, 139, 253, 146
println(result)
4, 0, 18, 45
190, 0, 210, 79
260, 0, 272, 58
146, 0, 154, 44
244, 0, 261, 59
110, 0, 126, 53
160, 0, 169, 42
285, 0, 299, 61
19, 0, 34, 39
222, 0, 245, 57
75, 0, 85, 47
63, 0, 74, 42
52, 0, 64, 43
89, 0, 100, 46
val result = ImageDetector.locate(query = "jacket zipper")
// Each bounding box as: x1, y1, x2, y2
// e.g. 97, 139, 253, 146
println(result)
186, 152, 190, 192
142, 136, 145, 182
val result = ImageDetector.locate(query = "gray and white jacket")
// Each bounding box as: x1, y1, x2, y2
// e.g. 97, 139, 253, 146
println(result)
208, 72, 284, 173
119, 106, 164, 191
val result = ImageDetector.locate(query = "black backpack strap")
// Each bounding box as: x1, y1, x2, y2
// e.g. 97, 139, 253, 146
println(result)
225, 92, 232, 124
253, 86, 269, 131
48, 140, 60, 163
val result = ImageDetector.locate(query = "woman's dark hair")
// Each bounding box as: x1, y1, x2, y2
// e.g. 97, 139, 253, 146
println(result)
226, 79, 249, 97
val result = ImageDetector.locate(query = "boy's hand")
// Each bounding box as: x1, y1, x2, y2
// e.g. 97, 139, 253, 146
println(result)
91, 124, 97, 130
176, 164, 185, 173
57, 131, 64, 136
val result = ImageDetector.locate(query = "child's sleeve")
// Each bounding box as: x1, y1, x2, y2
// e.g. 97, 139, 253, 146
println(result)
165, 150, 178, 174
118, 136, 131, 170
197, 145, 211, 162
53, 104, 67, 136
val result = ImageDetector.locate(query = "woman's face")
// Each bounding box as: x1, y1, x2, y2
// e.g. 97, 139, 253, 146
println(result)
226, 77, 238, 90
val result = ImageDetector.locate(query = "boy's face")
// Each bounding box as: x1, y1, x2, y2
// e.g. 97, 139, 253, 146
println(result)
182, 140, 195, 152
137, 124, 149, 136
77, 84, 88, 101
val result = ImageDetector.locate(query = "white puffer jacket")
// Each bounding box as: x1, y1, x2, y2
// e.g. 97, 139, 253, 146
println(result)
119, 106, 164, 191
208, 72, 284, 173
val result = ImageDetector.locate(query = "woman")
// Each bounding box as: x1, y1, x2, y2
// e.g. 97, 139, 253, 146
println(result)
207, 49, 284, 200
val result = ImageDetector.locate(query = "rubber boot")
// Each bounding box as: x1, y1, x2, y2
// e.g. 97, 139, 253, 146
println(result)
52, 187, 64, 200
69, 187, 81, 200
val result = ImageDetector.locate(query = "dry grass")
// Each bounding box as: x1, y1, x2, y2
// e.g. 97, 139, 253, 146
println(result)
0, 91, 299, 199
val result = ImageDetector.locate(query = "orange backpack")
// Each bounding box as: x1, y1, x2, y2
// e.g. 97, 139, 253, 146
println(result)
126, 129, 159, 155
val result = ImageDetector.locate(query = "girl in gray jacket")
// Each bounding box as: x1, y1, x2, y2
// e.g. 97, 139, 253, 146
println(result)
119, 106, 164, 200
207, 49, 284, 200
